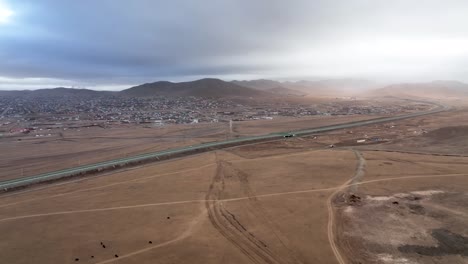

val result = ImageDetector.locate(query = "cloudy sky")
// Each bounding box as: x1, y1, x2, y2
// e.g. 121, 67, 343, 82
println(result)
0, 0, 467, 90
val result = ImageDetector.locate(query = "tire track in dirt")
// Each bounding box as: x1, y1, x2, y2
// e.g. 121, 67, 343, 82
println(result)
362, 148, 468, 158
228, 148, 325, 162
223, 161, 303, 264
0, 199, 207, 223
1, 173, 467, 223
383, 157, 457, 174
348, 150, 366, 193
0, 163, 216, 208
364, 150, 467, 173
327, 149, 366, 264
95, 205, 208, 264
205, 156, 299, 264
205, 160, 280, 264
0, 152, 217, 200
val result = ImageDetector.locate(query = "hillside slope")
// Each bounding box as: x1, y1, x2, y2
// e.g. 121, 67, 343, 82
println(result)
122, 78, 270, 98
283, 79, 377, 96
0, 88, 113, 97
232, 79, 306, 96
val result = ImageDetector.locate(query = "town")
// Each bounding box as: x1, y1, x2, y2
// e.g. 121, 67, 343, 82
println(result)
0, 94, 433, 136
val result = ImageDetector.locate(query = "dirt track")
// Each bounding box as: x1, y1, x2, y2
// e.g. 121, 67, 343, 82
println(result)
327, 150, 366, 264
206, 160, 286, 264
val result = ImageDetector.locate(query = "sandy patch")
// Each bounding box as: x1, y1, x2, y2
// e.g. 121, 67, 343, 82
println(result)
366, 195, 392, 201
411, 190, 444, 196
377, 254, 417, 264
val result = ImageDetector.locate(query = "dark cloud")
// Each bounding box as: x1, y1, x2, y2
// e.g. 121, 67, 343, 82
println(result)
0, 0, 468, 89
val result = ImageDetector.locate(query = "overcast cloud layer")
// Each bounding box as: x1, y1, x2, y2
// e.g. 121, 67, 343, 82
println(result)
0, 0, 468, 90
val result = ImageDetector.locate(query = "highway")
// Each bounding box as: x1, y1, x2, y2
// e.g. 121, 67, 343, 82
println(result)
0, 105, 447, 190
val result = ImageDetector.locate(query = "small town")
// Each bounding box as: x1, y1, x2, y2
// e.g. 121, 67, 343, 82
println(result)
0, 94, 431, 135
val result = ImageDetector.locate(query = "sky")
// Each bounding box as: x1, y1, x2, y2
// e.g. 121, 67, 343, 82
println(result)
0, 0, 468, 90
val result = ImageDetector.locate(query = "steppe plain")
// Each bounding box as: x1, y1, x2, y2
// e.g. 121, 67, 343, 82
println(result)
0, 99, 467, 264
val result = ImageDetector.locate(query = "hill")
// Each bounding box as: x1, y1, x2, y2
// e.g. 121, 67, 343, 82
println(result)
118, 81, 174, 97
122, 78, 270, 98
231, 79, 284, 90
232, 79, 306, 96
232, 78, 377, 97
368, 81, 468, 99
0, 87, 113, 97
283, 79, 377, 97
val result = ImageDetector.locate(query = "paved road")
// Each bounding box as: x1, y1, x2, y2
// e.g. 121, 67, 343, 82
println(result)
0, 105, 448, 190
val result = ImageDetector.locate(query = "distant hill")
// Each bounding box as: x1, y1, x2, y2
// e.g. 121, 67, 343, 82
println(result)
119, 81, 174, 97
283, 79, 378, 96
0, 87, 113, 97
3, 79, 466, 100
232, 79, 306, 96
121, 78, 270, 98
0, 79, 270, 99
232, 78, 377, 97
232, 79, 284, 90
368, 81, 468, 99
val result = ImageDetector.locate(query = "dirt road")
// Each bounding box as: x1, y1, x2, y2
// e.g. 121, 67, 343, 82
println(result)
326, 150, 366, 264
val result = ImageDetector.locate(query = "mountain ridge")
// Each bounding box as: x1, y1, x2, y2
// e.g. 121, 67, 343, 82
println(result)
1, 79, 467, 99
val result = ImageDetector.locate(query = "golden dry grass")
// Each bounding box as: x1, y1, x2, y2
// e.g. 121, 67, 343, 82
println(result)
1, 108, 468, 263
0, 149, 359, 264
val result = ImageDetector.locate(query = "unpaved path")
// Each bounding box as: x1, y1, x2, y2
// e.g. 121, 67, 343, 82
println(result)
95, 205, 208, 264
1, 173, 467, 223
326, 149, 366, 264
348, 150, 366, 193
0, 163, 217, 209
205, 157, 301, 264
